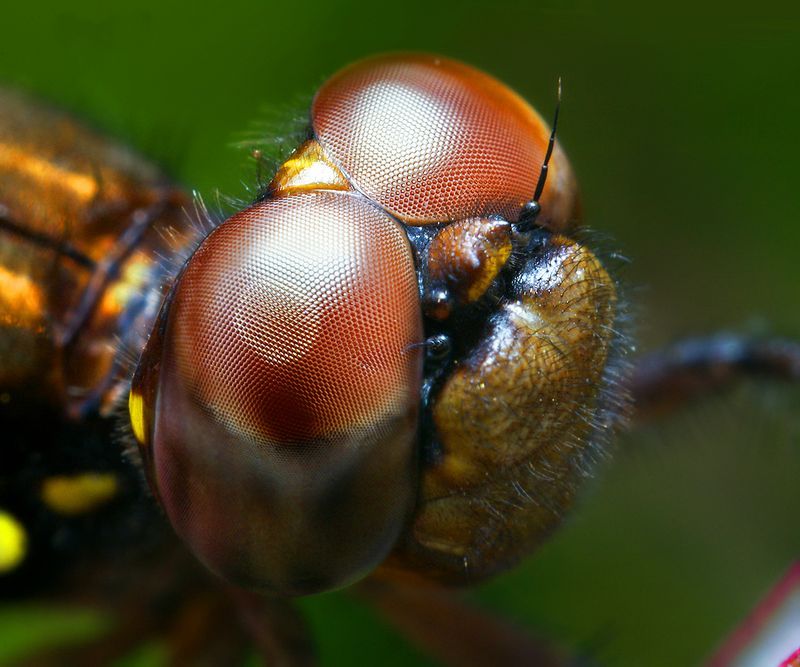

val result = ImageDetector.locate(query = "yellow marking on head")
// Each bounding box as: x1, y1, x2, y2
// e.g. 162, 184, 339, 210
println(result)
465, 237, 513, 303
270, 139, 350, 196
41, 473, 119, 516
129, 390, 146, 444
0, 510, 27, 573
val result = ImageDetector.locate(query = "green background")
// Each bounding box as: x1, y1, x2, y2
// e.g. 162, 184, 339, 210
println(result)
2, 1, 800, 665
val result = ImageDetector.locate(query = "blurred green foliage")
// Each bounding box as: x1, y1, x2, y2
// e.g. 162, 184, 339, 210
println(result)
1, 1, 800, 665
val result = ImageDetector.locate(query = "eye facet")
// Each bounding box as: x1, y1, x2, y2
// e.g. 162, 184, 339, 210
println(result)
312, 53, 579, 229
133, 192, 423, 594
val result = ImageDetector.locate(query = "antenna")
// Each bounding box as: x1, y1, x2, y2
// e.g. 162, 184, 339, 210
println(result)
532, 77, 561, 203
517, 78, 562, 231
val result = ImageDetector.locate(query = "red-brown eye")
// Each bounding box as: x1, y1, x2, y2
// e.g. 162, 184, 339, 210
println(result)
311, 53, 579, 229
135, 191, 423, 594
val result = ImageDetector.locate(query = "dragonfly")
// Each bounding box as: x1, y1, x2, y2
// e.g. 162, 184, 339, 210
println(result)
1, 53, 798, 665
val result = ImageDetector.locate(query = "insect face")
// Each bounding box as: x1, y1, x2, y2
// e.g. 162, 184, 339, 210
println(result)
124, 54, 622, 595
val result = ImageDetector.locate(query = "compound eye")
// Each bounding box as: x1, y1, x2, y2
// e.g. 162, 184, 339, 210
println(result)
312, 53, 579, 228
131, 191, 423, 595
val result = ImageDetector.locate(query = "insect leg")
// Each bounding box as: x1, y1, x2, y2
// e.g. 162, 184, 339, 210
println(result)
626, 334, 800, 424
229, 588, 317, 667
357, 577, 567, 667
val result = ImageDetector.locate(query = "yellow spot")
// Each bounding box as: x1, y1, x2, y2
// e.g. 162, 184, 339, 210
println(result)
128, 390, 146, 445
0, 265, 45, 329
41, 473, 119, 516
429, 452, 478, 489
465, 236, 513, 303
0, 142, 98, 201
269, 139, 350, 196
98, 254, 152, 319
0, 510, 27, 573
